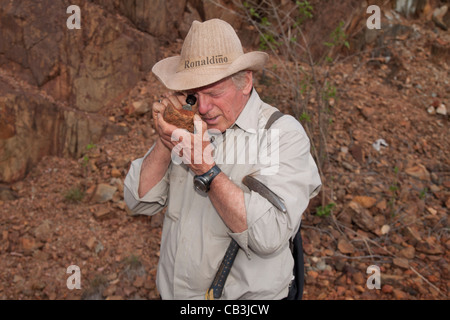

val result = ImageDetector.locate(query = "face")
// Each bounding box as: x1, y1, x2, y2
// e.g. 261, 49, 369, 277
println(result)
186, 72, 253, 133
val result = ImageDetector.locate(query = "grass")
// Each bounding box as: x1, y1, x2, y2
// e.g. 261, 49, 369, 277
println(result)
63, 187, 85, 203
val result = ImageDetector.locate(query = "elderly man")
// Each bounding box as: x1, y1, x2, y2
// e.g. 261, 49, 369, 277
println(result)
124, 19, 321, 300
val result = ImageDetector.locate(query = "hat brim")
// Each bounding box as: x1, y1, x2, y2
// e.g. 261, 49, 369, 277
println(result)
152, 52, 268, 91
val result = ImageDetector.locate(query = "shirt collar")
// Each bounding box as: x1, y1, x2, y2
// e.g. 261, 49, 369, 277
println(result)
233, 88, 261, 133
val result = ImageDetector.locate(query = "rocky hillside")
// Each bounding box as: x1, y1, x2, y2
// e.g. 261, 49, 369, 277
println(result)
0, 0, 448, 300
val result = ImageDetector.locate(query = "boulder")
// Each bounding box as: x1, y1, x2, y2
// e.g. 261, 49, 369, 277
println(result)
0, 79, 127, 183
0, 0, 159, 182
0, 0, 160, 112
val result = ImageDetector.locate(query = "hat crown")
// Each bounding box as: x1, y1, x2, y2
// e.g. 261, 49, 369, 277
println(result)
151, 19, 268, 91
178, 19, 244, 72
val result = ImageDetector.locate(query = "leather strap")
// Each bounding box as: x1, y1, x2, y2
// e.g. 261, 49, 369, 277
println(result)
264, 110, 284, 130
205, 110, 285, 300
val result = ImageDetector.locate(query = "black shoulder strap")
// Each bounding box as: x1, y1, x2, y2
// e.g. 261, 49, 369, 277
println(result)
264, 110, 304, 300
264, 110, 284, 130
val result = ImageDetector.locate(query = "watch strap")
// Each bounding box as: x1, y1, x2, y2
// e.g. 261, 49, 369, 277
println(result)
201, 164, 221, 181
194, 165, 221, 192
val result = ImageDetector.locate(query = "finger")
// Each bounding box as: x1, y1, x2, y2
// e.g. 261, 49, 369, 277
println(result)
161, 91, 175, 99
174, 92, 190, 106
159, 136, 173, 150
157, 113, 177, 137
193, 114, 206, 135
167, 94, 183, 109
152, 102, 165, 120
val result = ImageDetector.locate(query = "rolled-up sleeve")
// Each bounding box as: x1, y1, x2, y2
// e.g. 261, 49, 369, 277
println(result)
231, 115, 321, 257
124, 145, 171, 216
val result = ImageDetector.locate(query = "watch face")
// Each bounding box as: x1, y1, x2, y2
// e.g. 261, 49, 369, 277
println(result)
194, 177, 208, 193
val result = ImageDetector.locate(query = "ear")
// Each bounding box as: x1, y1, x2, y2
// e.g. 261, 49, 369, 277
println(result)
242, 71, 253, 95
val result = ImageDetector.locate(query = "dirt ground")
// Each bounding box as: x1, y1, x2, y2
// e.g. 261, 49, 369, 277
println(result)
0, 12, 448, 300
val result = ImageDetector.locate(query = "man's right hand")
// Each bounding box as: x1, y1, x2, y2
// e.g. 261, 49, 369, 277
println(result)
152, 93, 189, 151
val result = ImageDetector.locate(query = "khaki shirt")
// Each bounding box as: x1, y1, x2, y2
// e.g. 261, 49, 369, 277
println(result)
124, 90, 321, 299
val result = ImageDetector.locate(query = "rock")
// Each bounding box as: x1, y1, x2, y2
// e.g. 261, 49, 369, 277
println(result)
352, 272, 365, 285
123, 285, 136, 297
352, 196, 377, 208
91, 184, 117, 203
382, 284, 393, 293
436, 104, 447, 115
381, 225, 390, 235
432, 5, 448, 30
0, 186, 17, 200
94, 207, 113, 220
399, 246, 415, 259
404, 164, 430, 181
337, 209, 352, 226
393, 288, 407, 299
33, 220, 52, 242
381, 274, 404, 286
112, 0, 186, 39
163, 104, 196, 133
315, 259, 328, 271
13, 275, 25, 284
179, 1, 203, 39
403, 226, 422, 245
20, 237, 43, 253
85, 237, 97, 251
348, 201, 376, 232
0, 0, 158, 183
111, 168, 121, 178
131, 100, 151, 116
303, 242, 314, 255
133, 276, 145, 288
360, 106, 375, 120
338, 238, 355, 254
376, 200, 387, 211
416, 240, 443, 255
1, 1, 159, 112
0, 83, 128, 183
430, 40, 450, 64
393, 257, 409, 269
95, 241, 104, 254
336, 286, 346, 296
349, 144, 364, 164
203, 0, 243, 29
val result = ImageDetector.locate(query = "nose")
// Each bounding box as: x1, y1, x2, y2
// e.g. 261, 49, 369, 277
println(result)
197, 94, 213, 115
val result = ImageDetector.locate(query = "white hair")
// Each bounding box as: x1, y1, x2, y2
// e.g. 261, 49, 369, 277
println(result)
231, 70, 252, 90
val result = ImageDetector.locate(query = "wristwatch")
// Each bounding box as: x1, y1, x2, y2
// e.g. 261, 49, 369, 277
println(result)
193, 165, 221, 194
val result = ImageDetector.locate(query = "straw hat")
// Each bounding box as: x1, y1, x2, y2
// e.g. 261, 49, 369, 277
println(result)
152, 19, 268, 91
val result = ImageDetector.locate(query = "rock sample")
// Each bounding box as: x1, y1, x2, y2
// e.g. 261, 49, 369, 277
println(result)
163, 105, 196, 133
